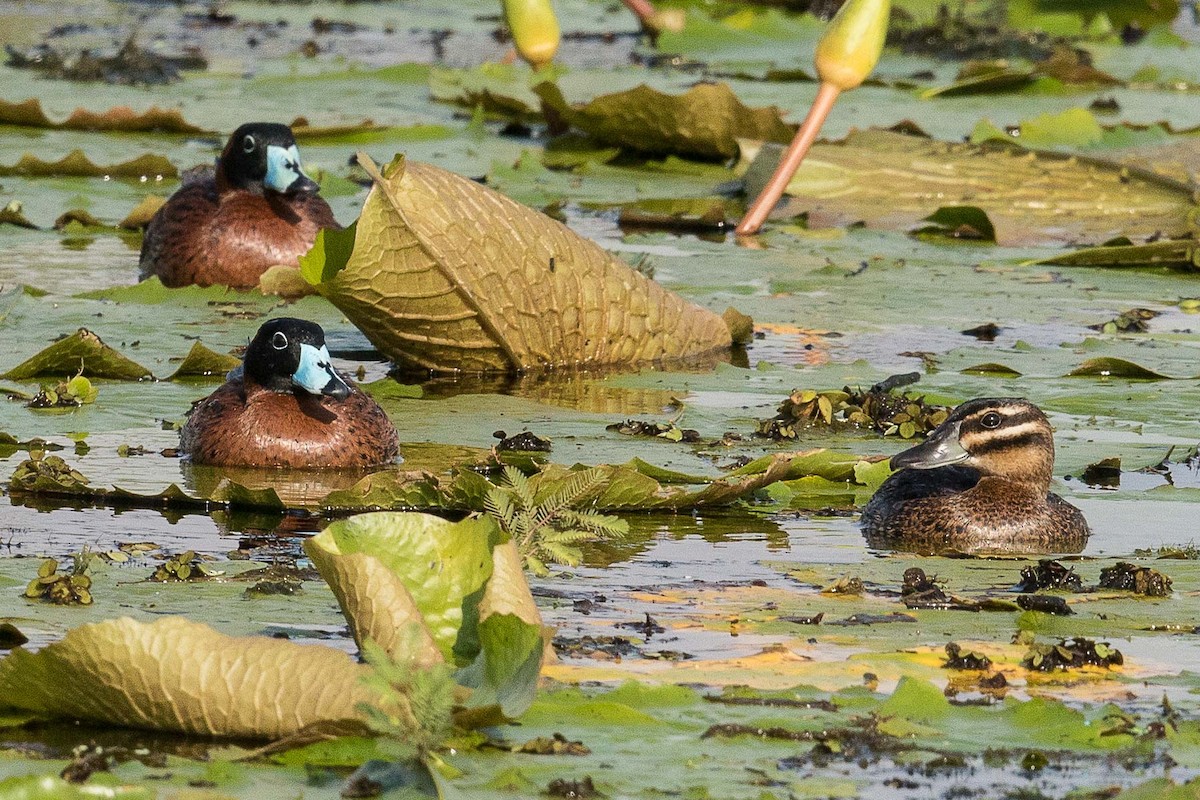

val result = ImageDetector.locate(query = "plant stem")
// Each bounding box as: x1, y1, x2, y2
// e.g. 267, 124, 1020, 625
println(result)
621, 0, 656, 26
735, 81, 841, 237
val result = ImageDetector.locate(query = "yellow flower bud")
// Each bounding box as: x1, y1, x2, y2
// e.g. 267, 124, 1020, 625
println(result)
814, 0, 890, 91
503, 0, 561, 70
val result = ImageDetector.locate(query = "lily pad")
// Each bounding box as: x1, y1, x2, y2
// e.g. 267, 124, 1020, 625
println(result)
2, 328, 153, 381
738, 129, 1195, 245
1064, 357, 1174, 380
0, 151, 177, 180
301, 154, 731, 373
0, 98, 209, 133
1036, 239, 1200, 270
166, 341, 241, 380
535, 81, 795, 161
0, 616, 374, 738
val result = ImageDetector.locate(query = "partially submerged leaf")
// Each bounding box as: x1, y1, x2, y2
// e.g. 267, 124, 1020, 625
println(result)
302, 154, 731, 373
0, 201, 37, 229
0, 617, 372, 738
535, 82, 795, 160
1065, 358, 1173, 380
738, 129, 1195, 245
2, 328, 153, 381
0, 151, 177, 180
0, 97, 209, 133
166, 341, 241, 379
1036, 239, 1200, 270
912, 206, 997, 242
305, 513, 498, 660
118, 195, 167, 229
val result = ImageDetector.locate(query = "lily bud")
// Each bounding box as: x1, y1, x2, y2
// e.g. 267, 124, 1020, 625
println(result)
503, 0, 561, 70
813, 0, 890, 91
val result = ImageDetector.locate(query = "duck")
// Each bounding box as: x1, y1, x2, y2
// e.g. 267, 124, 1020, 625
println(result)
180, 318, 400, 469
860, 397, 1089, 554
139, 122, 339, 289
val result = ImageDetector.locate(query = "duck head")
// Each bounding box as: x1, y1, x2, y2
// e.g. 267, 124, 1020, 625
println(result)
889, 398, 1055, 488
243, 318, 351, 399
216, 122, 320, 196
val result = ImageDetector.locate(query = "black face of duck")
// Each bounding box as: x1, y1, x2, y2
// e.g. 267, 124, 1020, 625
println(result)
889, 398, 1055, 487
243, 318, 351, 399
218, 123, 319, 196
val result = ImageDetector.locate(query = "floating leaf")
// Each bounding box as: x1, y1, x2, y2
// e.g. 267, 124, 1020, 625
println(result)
2, 328, 153, 381
0, 617, 373, 738
921, 67, 1037, 99
0, 98, 209, 133
535, 81, 795, 160
302, 154, 730, 373
912, 206, 997, 242
0, 151, 177, 180
0, 201, 37, 229
428, 65, 543, 120
166, 341, 242, 380
1065, 357, 1173, 380
738, 129, 1195, 245
306, 513, 497, 661
118, 195, 167, 229
961, 363, 1022, 377
1036, 239, 1200, 270
257, 264, 318, 299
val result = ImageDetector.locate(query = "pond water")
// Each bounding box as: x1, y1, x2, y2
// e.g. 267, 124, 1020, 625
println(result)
3, 0, 1200, 796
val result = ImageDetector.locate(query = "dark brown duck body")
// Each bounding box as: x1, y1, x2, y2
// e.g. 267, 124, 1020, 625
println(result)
139, 123, 338, 289
861, 398, 1088, 554
180, 319, 399, 469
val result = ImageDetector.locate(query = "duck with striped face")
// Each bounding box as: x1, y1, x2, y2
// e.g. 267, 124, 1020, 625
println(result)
861, 398, 1089, 554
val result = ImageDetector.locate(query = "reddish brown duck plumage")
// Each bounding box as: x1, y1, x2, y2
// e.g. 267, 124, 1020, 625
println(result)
861, 398, 1089, 554
180, 319, 399, 469
139, 123, 338, 289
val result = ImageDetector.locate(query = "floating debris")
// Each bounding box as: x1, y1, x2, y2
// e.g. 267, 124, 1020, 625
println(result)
493, 430, 553, 452
1098, 562, 1172, 596
4, 36, 206, 85
757, 379, 951, 441
606, 419, 699, 443
943, 642, 992, 671
23, 552, 94, 605
150, 550, 222, 582
516, 734, 591, 755
1088, 308, 1158, 334
1016, 560, 1083, 592
1022, 637, 1123, 671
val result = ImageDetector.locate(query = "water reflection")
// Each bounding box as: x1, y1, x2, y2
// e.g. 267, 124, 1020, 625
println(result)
581, 512, 790, 568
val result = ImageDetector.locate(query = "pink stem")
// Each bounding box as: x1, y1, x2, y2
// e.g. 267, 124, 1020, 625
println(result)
736, 82, 841, 237
621, 0, 656, 25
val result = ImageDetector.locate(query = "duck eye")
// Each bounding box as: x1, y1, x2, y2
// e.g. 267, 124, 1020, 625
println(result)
271, 331, 288, 350
242, 135, 256, 153
980, 412, 1002, 429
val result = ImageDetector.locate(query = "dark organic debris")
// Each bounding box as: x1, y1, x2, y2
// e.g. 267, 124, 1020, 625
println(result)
606, 419, 699, 443
943, 642, 991, 671
1022, 637, 1123, 672
616, 612, 665, 638
61, 747, 119, 784
1016, 594, 1074, 616
1079, 457, 1121, 488
5, 36, 206, 85
516, 733, 590, 756
961, 322, 1000, 341
757, 381, 951, 441
702, 723, 815, 742
820, 575, 863, 595
1088, 308, 1158, 334
1016, 560, 1083, 592
551, 635, 638, 660
780, 612, 824, 625
900, 567, 978, 611
492, 430, 553, 452
546, 776, 602, 799
888, 4, 1059, 61
1098, 562, 1172, 596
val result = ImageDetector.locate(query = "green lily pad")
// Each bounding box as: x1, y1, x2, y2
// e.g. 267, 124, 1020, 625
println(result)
166, 341, 241, 380
3, 328, 152, 381
535, 81, 795, 161
0, 151, 177, 180
1065, 357, 1174, 380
